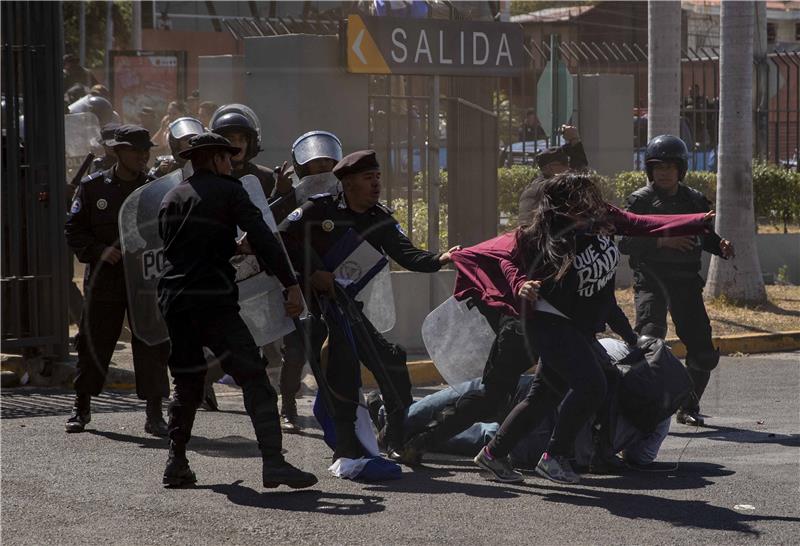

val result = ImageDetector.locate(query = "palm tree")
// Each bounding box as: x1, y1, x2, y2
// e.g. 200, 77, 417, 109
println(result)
705, 0, 767, 303
647, 0, 681, 139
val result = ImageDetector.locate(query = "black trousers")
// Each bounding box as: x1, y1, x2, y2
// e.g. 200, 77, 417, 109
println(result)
321, 304, 412, 426
165, 308, 282, 459
633, 267, 719, 410
74, 293, 169, 401
279, 328, 306, 401
419, 309, 537, 447
488, 312, 610, 459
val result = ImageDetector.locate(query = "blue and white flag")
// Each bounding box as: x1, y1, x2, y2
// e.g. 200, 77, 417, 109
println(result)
322, 229, 388, 297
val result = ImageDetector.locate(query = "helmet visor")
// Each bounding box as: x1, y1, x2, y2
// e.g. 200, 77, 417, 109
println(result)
169, 117, 205, 140
292, 132, 343, 166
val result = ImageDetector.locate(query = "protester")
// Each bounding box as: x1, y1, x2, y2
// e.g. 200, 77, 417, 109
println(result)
460, 172, 716, 484
153, 101, 189, 149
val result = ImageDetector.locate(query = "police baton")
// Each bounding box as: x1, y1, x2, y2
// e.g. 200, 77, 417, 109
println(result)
69, 152, 95, 188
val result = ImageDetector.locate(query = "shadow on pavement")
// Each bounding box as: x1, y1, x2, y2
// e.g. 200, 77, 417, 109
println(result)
670, 425, 800, 447
88, 429, 271, 459
1, 389, 143, 419
200, 480, 386, 515
576, 461, 734, 491
364, 468, 523, 499
530, 482, 800, 536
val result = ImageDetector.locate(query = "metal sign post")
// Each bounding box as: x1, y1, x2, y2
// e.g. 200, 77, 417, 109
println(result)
428, 74, 440, 254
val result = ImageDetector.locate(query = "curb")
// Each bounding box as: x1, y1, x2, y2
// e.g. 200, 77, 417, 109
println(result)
365, 330, 800, 388
5, 331, 798, 391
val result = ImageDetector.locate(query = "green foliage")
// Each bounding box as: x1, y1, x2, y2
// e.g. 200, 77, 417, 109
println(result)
497, 165, 538, 229
752, 161, 800, 232
510, 1, 595, 17
63, 1, 132, 70
392, 198, 449, 252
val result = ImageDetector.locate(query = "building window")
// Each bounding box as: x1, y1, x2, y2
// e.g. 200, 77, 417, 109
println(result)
795, 22, 800, 41
767, 22, 776, 43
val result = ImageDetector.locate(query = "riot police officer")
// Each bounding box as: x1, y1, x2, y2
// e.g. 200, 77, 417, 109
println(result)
149, 116, 205, 179
158, 132, 317, 488
518, 124, 588, 226
88, 122, 120, 175
64, 125, 170, 435
68, 94, 118, 126
619, 135, 735, 426
279, 150, 459, 460
209, 104, 293, 200
271, 130, 343, 433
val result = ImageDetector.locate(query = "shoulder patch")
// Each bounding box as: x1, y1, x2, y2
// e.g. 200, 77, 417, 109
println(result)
287, 207, 303, 222
70, 198, 81, 214
396, 223, 406, 236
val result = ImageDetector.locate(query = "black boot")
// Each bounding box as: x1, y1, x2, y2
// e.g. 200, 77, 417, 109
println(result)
163, 441, 197, 487
262, 455, 318, 489
145, 398, 169, 436
200, 382, 219, 412
332, 421, 365, 461
65, 394, 91, 433
279, 395, 301, 434
383, 412, 407, 460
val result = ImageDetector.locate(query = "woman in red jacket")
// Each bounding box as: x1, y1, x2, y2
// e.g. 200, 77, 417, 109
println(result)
456, 172, 716, 485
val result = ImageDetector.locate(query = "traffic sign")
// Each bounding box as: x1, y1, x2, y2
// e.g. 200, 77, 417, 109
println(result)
344, 15, 524, 76
537, 58, 573, 138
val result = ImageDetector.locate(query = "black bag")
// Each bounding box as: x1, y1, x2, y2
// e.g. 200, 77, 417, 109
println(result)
618, 338, 692, 432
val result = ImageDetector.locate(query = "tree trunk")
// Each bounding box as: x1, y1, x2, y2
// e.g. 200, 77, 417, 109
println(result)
647, 0, 681, 140
705, 0, 767, 304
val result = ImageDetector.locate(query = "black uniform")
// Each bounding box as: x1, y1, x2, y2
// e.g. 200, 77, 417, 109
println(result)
279, 192, 442, 443
517, 141, 589, 225
158, 167, 298, 460
65, 167, 169, 400
618, 183, 723, 412
88, 154, 116, 176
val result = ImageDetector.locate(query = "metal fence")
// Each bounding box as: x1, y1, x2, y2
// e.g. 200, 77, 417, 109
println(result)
499, 39, 800, 172
1, 1, 70, 358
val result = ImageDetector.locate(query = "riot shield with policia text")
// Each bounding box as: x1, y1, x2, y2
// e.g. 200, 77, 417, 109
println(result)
119, 169, 183, 345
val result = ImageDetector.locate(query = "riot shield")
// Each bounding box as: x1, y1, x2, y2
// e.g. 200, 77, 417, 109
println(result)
292, 172, 340, 204
64, 112, 101, 183
119, 169, 184, 345
235, 174, 296, 346
355, 263, 396, 333
421, 296, 495, 391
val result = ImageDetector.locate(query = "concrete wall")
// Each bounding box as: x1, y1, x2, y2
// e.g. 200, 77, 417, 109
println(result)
243, 34, 369, 167
198, 55, 245, 106
574, 73, 634, 176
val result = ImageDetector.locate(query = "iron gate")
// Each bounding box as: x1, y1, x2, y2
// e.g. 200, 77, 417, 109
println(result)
2, 1, 70, 358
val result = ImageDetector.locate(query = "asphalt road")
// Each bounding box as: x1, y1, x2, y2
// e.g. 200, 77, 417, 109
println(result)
2, 353, 798, 545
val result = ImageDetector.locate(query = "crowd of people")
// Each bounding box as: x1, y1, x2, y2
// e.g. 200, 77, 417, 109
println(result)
63, 81, 734, 490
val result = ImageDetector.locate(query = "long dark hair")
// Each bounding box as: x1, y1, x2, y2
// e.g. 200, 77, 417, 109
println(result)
515, 172, 609, 281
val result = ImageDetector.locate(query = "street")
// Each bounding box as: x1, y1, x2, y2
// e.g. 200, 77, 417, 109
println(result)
2, 352, 798, 545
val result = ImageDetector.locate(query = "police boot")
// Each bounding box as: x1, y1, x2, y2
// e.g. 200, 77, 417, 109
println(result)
279, 395, 301, 434
678, 350, 719, 426
65, 394, 91, 433
262, 454, 318, 489
201, 383, 219, 412
383, 412, 409, 462
332, 421, 365, 461
144, 398, 169, 436
163, 441, 197, 487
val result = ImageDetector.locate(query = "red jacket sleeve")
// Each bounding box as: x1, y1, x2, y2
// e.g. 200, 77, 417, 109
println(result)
608, 205, 710, 237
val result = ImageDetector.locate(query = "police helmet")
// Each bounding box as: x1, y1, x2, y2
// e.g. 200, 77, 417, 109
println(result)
645, 135, 689, 182
167, 117, 205, 162
68, 94, 115, 126
209, 104, 261, 161
291, 131, 343, 177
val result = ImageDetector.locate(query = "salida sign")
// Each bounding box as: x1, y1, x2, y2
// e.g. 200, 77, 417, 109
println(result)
344, 15, 524, 76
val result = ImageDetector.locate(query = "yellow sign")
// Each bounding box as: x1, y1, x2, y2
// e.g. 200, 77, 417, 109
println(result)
346, 15, 391, 74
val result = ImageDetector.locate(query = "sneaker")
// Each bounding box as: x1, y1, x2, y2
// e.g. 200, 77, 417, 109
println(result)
262, 459, 318, 489
676, 408, 705, 426
535, 452, 580, 484
473, 446, 524, 483
163, 457, 197, 488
